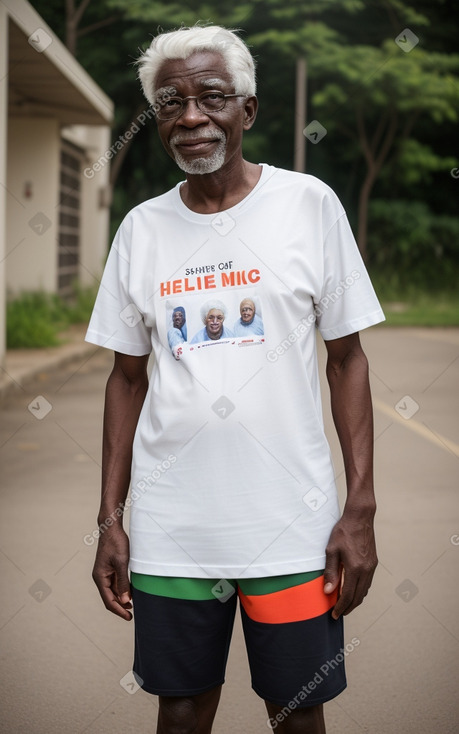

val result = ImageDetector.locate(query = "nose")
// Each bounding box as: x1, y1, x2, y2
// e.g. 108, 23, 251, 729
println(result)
177, 98, 209, 125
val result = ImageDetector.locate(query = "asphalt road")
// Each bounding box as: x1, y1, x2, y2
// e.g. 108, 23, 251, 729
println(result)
0, 327, 458, 734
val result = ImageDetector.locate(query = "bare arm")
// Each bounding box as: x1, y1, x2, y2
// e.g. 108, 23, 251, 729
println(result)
323, 331, 378, 619
92, 351, 149, 620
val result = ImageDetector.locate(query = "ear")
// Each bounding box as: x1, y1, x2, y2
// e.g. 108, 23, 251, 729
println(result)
243, 95, 258, 131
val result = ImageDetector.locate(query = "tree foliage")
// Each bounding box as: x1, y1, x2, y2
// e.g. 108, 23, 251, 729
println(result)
31, 0, 459, 287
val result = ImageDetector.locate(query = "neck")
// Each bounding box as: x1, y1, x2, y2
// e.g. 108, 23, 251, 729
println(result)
179, 157, 261, 214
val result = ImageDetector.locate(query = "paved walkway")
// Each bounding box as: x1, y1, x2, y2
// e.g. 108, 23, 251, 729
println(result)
0, 325, 95, 405
0, 327, 458, 733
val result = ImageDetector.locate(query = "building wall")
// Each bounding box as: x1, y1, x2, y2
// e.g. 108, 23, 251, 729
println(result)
6, 117, 60, 295
0, 5, 8, 365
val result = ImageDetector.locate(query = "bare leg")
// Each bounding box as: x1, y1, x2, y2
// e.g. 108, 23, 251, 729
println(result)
265, 700, 326, 734
156, 685, 222, 734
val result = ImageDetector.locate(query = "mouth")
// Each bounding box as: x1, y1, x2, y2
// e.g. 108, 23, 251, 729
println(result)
173, 139, 219, 154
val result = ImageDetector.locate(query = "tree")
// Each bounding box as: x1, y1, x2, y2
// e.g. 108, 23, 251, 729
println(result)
248, 1, 459, 258
64, 0, 120, 55
31, 0, 459, 273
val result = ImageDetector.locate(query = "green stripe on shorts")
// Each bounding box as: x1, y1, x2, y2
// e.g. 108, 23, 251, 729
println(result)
131, 570, 323, 600
238, 570, 323, 596
130, 573, 236, 600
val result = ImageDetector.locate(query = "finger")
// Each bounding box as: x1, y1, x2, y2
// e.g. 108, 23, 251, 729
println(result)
112, 562, 131, 601
324, 549, 341, 594
100, 581, 133, 620
331, 568, 357, 619
94, 570, 133, 621
333, 570, 372, 619
341, 570, 375, 617
105, 592, 133, 620
119, 590, 132, 605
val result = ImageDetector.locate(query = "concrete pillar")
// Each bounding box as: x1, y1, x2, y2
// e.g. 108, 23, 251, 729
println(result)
0, 5, 8, 366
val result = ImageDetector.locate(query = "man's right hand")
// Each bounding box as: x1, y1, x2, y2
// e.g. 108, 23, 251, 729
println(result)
92, 525, 133, 620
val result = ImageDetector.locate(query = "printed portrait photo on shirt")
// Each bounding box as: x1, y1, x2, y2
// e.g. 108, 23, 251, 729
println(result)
165, 292, 264, 359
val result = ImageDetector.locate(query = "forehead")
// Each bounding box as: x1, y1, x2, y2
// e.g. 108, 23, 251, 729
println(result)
155, 51, 233, 93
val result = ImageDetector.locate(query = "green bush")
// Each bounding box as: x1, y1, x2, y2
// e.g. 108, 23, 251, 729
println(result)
64, 284, 98, 324
367, 199, 459, 294
6, 286, 97, 349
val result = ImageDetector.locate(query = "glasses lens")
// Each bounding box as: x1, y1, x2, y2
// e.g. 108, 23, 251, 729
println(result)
157, 92, 227, 119
198, 92, 226, 113
158, 98, 182, 120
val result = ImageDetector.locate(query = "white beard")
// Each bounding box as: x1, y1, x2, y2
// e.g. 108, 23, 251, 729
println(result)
170, 131, 227, 174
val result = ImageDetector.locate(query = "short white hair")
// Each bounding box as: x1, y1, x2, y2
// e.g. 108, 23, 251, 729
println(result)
137, 25, 256, 106
200, 299, 227, 323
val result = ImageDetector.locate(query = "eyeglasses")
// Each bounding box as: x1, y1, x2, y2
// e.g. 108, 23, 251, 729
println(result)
155, 91, 246, 121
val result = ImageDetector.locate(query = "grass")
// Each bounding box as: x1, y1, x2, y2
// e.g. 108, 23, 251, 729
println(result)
370, 278, 459, 327
381, 294, 459, 327
6, 286, 97, 348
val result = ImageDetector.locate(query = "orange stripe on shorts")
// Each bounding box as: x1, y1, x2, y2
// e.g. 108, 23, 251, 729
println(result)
238, 575, 338, 624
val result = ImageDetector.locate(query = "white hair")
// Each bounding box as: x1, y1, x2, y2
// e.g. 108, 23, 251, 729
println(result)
200, 299, 227, 323
137, 25, 256, 106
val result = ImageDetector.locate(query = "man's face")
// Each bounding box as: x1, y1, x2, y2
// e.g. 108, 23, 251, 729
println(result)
240, 300, 255, 323
173, 310, 184, 328
154, 51, 257, 175
205, 308, 225, 339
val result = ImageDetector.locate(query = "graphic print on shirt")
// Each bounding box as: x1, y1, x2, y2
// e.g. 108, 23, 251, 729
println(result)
161, 262, 265, 361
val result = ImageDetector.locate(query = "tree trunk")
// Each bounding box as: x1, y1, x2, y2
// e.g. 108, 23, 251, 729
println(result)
357, 168, 376, 262
65, 0, 92, 55
355, 105, 399, 261
65, 0, 77, 54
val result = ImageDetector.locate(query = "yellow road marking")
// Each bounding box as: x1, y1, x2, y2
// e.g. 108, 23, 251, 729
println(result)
373, 397, 459, 457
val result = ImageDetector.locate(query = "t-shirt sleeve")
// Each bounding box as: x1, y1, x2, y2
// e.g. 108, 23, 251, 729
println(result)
85, 220, 152, 356
315, 198, 385, 341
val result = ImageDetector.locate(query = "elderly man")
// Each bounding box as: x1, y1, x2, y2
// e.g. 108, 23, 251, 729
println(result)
86, 24, 384, 734
167, 306, 188, 350
233, 297, 264, 336
190, 299, 234, 342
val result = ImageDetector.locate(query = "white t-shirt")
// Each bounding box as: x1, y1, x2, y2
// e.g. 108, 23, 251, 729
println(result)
85, 164, 385, 578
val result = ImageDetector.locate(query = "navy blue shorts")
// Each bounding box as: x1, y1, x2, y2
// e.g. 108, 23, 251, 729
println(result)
131, 570, 346, 707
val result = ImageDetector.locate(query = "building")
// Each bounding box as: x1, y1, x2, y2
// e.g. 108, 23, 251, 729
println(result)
0, 0, 114, 366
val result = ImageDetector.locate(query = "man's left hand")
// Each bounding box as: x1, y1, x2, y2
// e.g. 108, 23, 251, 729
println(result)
323, 511, 378, 619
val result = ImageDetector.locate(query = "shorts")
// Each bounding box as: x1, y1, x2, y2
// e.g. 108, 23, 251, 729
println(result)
131, 570, 346, 708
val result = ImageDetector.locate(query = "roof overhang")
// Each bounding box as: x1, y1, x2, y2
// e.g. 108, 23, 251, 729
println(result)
5, 0, 113, 125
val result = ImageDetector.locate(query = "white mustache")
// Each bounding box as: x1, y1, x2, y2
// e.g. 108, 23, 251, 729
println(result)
171, 130, 226, 146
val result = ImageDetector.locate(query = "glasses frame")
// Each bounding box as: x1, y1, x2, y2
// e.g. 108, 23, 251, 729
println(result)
155, 91, 246, 121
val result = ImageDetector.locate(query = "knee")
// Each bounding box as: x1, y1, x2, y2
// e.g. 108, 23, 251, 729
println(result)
158, 697, 198, 734
265, 702, 325, 733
